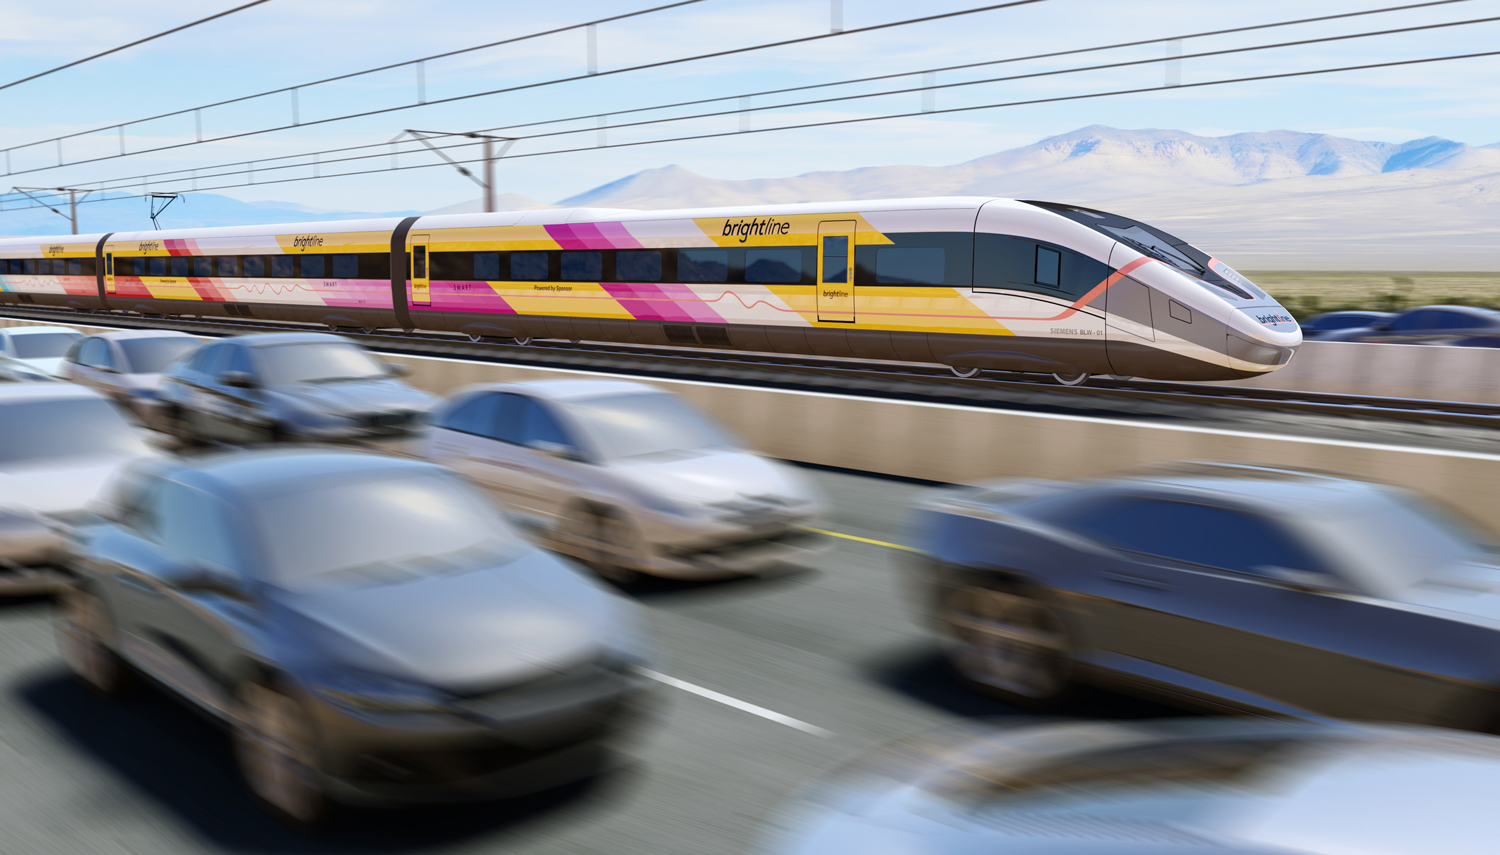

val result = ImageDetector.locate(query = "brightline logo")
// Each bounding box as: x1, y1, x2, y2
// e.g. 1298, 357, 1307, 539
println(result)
292, 235, 324, 248
722, 217, 791, 243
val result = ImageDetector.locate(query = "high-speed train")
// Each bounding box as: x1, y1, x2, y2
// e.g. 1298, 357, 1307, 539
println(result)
0, 197, 1300, 384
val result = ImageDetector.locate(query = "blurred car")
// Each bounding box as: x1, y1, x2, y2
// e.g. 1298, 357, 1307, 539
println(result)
770, 718, 1500, 855
1298, 309, 1393, 340
420, 379, 827, 583
0, 325, 84, 377
0, 384, 158, 594
156, 332, 437, 444
57, 448, 652, 826
62, 329, 199, 420
1318, 304, 1500, 345
908, 462, 1500, 730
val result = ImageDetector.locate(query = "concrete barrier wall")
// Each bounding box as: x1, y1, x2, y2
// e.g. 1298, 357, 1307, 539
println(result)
1213, 339, 1500, 404
7, 317, 1500, 528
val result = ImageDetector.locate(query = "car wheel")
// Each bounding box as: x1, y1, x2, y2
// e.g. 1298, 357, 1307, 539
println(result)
943, 582, 1074, 708
562, 506, 642, 586
57, 585, 134, 698
234, 680, 330, 828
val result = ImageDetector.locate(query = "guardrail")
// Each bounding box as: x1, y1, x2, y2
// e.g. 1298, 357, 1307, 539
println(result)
1216, 340, 1500, 405
8, 316, 1500, 529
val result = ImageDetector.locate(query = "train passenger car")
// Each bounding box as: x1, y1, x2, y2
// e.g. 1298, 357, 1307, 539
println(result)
0, 197, 1301, 383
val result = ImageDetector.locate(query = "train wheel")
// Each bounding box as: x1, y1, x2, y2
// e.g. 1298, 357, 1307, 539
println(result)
949, 366, 982, 379
467, 333, 485, 343
511, 337, 533, 347
1052, 372, 1090, 386
360, 327, 378, 335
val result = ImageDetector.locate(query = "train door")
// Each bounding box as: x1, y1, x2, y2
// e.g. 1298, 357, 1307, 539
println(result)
409, 233, 431, 306
104, 252, 115, 294
816, 220, 856, 323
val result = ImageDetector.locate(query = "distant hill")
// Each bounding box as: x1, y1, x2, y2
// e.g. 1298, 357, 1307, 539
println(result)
556, 126, 1500, 270
0, 191, 421, 237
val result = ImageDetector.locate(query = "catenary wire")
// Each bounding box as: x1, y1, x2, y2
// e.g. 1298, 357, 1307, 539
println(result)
7, 7, 1496, 205
0, 0, 274, 94
0, 0, 1045, 179
3, 46, 1494, 214
3, 0, 1481, 202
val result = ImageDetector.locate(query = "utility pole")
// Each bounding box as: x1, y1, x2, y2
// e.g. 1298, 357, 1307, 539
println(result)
400, 130, 515, 212
12, 186, 95, 234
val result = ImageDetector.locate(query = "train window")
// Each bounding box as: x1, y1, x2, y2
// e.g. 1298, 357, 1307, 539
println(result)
217, 256, 239, 277
131, 258, 146, 276
24, 259, 38, 274
360, 253, 390, 280
67, 258, 82, 276
616, 250, 661, 282
561, 251, 602, 281
270, 256, 295, 278
473, 252, 502, 280
192, 257, 213, 277
819, 237, 848, 284
299, 255, 326, 278
511, 251, 548, 281
875, 248, 945, 284
1035, 246, 1061, 288
169, 257, 189, 277
748, 249, 803, 284
678, 250, 728, 283
148, 257, 167, 276
428, 252, 467, 281
331, 255, 359, 279
242, 256, 266, 277
80, 258, 96, 276
412, 246, 427, 279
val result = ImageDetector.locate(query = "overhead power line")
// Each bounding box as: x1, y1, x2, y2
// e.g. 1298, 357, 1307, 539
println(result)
0, 0, 1043, 180
0, 0, 273, 94
3, 45, 1495, 215
11, 3, 1494, 203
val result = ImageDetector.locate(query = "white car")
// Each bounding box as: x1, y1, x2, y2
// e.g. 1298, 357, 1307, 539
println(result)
0, 326, 84, 378
62, 329, 200, 421
420, 379, 829, 582
0, 384, 159, 594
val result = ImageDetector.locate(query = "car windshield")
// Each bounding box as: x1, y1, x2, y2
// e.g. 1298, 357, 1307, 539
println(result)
11, 332, 81, 359
118, 336, 198, 374
0, 398, 147, 465
255, 342, 388, 385
568, 392, 739, 460
1330, 490, 1500, 588
253, 470, 524, 586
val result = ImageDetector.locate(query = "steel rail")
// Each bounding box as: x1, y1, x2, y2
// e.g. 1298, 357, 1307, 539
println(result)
2, 306, 1498, 431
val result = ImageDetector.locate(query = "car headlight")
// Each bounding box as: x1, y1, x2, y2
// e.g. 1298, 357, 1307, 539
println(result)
311, 670, 455, 714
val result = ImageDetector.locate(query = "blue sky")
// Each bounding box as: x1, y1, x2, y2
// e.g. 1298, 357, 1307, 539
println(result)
1, 0, 1497, 222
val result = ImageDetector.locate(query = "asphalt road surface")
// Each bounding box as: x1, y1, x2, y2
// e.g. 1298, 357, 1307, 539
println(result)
0, 467, 1175, 855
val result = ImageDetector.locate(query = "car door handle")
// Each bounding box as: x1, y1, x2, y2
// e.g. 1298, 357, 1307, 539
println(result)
116, 575, 163, 597
1102, 572, 1174, 591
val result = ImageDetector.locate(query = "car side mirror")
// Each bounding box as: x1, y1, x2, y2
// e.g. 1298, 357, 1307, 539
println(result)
526, 439, 579, 461
219, 370, 256, 389
384, 362, 411, 377
1260, 566, 1339, 593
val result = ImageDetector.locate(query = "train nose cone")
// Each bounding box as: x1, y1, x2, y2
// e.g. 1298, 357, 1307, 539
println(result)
1228, 306, 1301, 372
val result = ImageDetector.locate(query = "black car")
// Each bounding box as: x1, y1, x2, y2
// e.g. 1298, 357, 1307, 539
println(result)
1318, 305, 1500, 345
157, 333, 438, 444
908, 462, 1500, 730
1299, 310, 1393, 340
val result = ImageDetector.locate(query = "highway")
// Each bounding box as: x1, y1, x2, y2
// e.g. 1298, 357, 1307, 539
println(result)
0, 465, 1172, 854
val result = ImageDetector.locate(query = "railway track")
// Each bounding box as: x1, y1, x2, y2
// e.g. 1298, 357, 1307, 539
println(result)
4, 305, 1499, 433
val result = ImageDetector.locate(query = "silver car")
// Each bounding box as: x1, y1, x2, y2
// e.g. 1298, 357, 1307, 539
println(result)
0, 384, 158, 594
420, 380, 828, 583
770, 718, 1500, 855
58, 448, 653, 826
62, 329, 199, 421
0, 325, 84, 378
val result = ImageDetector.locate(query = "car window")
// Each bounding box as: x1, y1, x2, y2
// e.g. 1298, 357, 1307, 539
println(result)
1063, 498, 1324, 576
96, 343, 120, 371
202, 345, 237, 380
187, 343, 223, 374
224, 345, 254, 378
1434, 311, 1476, 330
491, 393, 526, 444
155, 480, 248, 578
77, 338, 105, 367
1389, 311, 1436, 332
568, 392, 739, 460
65, 338, 89, 363
255, 342, 387, 385
516, 397, 575, 450
0, 397, 149, 464
11, 331, 82, 359
117, 336, 198, 374
439, 392, 501, 436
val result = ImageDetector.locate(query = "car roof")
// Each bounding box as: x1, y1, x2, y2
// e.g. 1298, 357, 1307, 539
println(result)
2, 325, 84, 336
228, 332, 348, 348
0, 383, 105, 404
87, 329, 198, 341
1110, 461, 1390, 513
166, 447, 442, 496
1406, 304, 1500, 316
458, 378, 661, 402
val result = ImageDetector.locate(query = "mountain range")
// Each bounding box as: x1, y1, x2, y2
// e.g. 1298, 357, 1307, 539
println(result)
4, 127, 1495, 269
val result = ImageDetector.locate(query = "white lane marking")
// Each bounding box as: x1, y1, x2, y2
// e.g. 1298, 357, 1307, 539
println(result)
635, 667, 833, 737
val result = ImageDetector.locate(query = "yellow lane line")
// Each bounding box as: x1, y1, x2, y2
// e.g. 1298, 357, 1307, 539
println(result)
800, 526, 922, 553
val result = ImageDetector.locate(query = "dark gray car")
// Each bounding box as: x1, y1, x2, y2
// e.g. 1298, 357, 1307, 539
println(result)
909, 462, 1500, 730
57, 448, 652, 825
156, 332, 436, 444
